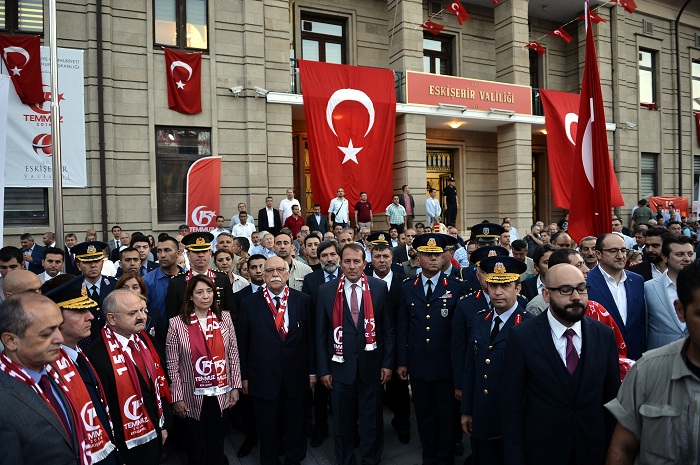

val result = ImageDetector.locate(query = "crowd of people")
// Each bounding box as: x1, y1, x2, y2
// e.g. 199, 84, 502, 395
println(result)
0, 188, 698, 465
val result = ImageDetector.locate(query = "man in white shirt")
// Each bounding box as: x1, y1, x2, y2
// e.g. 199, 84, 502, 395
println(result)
230, 202, 256, 229
279, 188, 301, 223
425, 188, 441, 227
232, 211, 257, 242
328, 188, 349, 229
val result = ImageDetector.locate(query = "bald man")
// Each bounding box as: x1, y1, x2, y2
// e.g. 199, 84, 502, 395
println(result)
3, 269, 42, 298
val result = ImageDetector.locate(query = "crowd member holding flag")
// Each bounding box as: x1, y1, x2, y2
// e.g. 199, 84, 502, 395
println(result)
317, 242, 394, 465
85, 289, 172, 465
166, 275, 241, 465
238, 256, 315, 465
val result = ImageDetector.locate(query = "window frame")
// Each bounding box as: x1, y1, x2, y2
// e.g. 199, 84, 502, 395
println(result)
692, 59, 700, 113
640, 153, 658, 198
3, 187, 49, 226
300, 13, 347, 64
155, 126, 212, 223
153, 0, 209, 52
422, 33, 453, 76
638, 48, 657, 105
0, 0, 44, 35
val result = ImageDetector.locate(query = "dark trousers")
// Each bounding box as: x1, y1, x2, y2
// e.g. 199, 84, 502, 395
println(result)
252, 391, 307, 465
445, 205, 457, 227
331, 375, 384, 465
307, 383, 330, 432
385, 375, 410, 430
235, 392, 258, 437
406, 215, 414, 230
410, 377, 455, 465
183, 396, 230, 465
472, 437, 504, 465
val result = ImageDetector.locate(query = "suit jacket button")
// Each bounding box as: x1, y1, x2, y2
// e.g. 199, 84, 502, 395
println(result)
483, 389, 489, 395
488, 345, 493, 350
427, 303, 430, 307
426, 338, 430, 343
426, 327, 430, 331
483, 374, 488, 379
485, 358, 491, 364
426, 314, 431, 320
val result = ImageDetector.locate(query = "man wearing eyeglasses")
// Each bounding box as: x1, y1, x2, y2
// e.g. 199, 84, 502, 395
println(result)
587, 233, 646, 360
501, 263, 621, 465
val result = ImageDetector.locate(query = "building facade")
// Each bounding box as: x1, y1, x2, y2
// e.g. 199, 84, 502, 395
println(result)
2, 0, 700, 244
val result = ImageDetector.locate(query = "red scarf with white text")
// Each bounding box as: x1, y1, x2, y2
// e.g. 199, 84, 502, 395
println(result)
187, 310, 231, 395
331, 274, 376, 363
264, 286, 290, 340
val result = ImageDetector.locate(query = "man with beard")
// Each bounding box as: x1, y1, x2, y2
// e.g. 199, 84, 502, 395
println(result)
629, 228, 669, 281
302, 241, 341, 447
502, 264, 620, 465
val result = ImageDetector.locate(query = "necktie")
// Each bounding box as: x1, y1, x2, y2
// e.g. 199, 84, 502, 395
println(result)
426, 279, 433, 300
490, 315, 502, 342
76, 353, 97, 385
274, 296, 281, 310
326, 273, 336, 282
350, 284, 360, 326
128, 340, 151, 387
89, 284, 98, 302
39, 374, 71, 434
140, 265, 146, 277
564, 328, 579, 375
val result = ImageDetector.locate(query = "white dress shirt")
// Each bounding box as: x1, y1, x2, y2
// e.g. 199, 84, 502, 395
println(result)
491, 302, 518, 333
600, 266, 628, 324
344, 279, 363, 309
663, 271, 686, 331
329, 198, 349, 223
547, 310, 582, 366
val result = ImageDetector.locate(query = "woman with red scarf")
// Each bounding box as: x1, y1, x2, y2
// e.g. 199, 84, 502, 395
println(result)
166, 275, 241, 465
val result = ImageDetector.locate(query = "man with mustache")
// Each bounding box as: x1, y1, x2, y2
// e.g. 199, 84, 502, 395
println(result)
502, 264, 620, 465
629, 228, 669, 282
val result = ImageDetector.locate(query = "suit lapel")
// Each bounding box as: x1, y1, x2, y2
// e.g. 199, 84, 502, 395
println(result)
491, 308, 519, 346
652, 279, 683, 333
534, 312, 574, 401
10, 381, 73, 447
591, 268, 625, 331
576, 317, 598, 400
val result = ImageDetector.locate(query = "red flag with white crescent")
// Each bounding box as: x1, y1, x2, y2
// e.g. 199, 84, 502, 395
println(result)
568, 1, 619, 242
298, 60, 395, 216
420, 20, 444, 36
524, 41, 546, 55
0, 34, 43, 104
540, 89, 623, 210
186, 156, 221, 232
616, 0, 638, 14
549, 28, 573, 44
163, 47, 202, 114
447, 0, 470, 25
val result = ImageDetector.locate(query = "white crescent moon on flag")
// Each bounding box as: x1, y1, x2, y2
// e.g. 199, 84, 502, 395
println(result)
565, 112, 578, 145
450, 3, 459, 12
326, 89, 375, 137
170, 61, 193, 81
3, 46, 30, 65
581, 98, 595, 188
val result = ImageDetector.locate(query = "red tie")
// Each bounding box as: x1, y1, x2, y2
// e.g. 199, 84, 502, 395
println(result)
351, 284, 360, 326
39, 374, 71, 434
128, 340, 151, 387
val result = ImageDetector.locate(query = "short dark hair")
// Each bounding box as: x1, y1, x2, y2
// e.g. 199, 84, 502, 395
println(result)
276, 230, 293, 242
130, 235, 150, 247
644, 228, 669, 239
661, 235, 693, 258
533, 244, 556, 266
313, 203, 321, 208
216, 215, 225, 221
234, 236, 250, 251
359, 191, 366, 196
548, 248, 580, 267
42, 247, 64, 260
317, 240, 340, 257
511, 239, 527, 252
371, 244, 393, 256
157, 235, 179, 250
65, 233, 77, 241
401, 184, 409, 190
639, 199, 648, 206
677, 263, 700, 308
19, 233, 34, 241
0, 246, 23, 264
667, 220, 682, 228
247, 254, 267, 265
239, 211, 248, 217
111, 225, 121, 231
304, 233, 321, 246
341, 242, 365, 260
120, 247, 139, 259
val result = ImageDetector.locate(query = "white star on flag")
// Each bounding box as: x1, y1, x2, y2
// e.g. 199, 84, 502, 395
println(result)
10, 66, 21, 75
176, 80, 186, 89
338, 139, 362, 164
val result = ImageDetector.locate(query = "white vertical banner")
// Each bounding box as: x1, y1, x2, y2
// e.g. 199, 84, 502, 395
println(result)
0, 75, 9, 246
1, 46, 86, 187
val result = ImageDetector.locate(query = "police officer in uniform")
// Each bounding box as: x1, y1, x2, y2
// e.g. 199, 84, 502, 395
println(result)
460, 256, 529, 465
397, 233, 462, 465
460, 223, 505, 295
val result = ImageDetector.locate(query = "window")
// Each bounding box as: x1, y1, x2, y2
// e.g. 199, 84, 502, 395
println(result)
692, 60, 700, 113
300, 14, 346, 64
423, 35, 452, 75
154, 0, 207, 50
640, 153, 658, 198
639, 49, 656, 105
3, 187, 48, 226
0, 0, 44, 34
155, 127, 211, 223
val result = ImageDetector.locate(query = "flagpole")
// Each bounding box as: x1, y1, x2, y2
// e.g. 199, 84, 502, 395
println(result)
48, 0, 64, 250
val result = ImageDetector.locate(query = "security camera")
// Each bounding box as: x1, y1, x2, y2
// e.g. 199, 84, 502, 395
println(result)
229, 86, 243, 96
254, 86, 269, 98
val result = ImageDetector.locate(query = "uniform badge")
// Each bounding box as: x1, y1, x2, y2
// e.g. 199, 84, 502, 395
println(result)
488, 250, 497, 257
494, 262, 506, 274
87, 245, 96, 254
483, 227, 489, 235
441, 308, 449, 317
443, 291, 452, 299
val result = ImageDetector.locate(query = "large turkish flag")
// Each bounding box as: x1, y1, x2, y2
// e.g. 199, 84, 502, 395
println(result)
0, 34, 43, 104
298, 60, 395, 215
163, 47, 202, 114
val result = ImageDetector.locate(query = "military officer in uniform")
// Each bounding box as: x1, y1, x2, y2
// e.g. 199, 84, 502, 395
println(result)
397, 233, 463, 465
165, 232, 237, 320
459, 223, 505, 295
441, 235, 462, 282
460, 256, 529, 465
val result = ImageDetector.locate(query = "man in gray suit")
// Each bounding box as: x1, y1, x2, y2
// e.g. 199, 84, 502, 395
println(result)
645, 235, 695, 349
0, 293, 79, 465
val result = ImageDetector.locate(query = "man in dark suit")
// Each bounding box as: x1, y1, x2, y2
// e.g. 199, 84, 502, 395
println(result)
20, 232, 46, 274
392, 228, 416, 265
129, 235, 158, 276
396, 234, 463, 464
64, 233, 80, 275
165, 232, 236, 321
587, 233, 646, 360
317, 243, 394, 465
520, 244, 555, 303
628, 228, 669, 282
238, 256, 316, 465
0, 293, 80, 465
307, 203, 330, 235
74, 241, 117, 349
301, 240, 341, 447
461, 256, 529, 464
258, 196, 283, 236
502, 263, 620, 465
86, 290, 171, 465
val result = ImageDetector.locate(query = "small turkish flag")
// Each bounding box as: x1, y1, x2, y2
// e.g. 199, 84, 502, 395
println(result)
616, 0, 638, 14
579, 11, 607, 24
163, 47, 202, 114
0, 34, 43, 104
549, 28, 573, 44
420, 20, 444, 36
524, 41, 546, 55
447, 0, 470, 25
